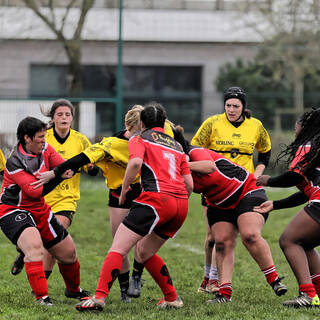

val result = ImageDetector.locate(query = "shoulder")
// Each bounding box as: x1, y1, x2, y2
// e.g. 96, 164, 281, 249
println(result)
246, 116, 264, 127
70, 129, 91, 145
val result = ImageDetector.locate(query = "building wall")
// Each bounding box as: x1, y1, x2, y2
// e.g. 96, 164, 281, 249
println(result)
0, 39, 257, 122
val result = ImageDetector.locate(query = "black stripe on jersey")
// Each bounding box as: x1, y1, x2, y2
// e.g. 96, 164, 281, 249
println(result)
211, 149, 252, 157
215, 158, 248, 182
0, 184, 21, 206
140, 163, 159, 192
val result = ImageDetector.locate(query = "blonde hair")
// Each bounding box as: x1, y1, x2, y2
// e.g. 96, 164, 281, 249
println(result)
125, 105, 144, 131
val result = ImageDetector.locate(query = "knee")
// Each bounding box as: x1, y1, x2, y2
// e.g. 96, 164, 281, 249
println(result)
135, 244, 149, 263
24, 241, 44, 262
279, 232, 292, 251
215, 238, 236, 253
241, 232, 260, 246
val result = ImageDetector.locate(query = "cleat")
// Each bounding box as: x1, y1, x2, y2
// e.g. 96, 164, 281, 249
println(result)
206, 279, 219, 293
157, 296, 184, 309
120, 288, 131, 303
127, 275, 142, 298
11, 252, 25, 275
207, 293, 231, 304
271, 277, 287, 296
65, 288, 91, 300
283, 292, 320, 308
75, 296, 105, 312
197, 276, 209, 293
36, 296, 53, 306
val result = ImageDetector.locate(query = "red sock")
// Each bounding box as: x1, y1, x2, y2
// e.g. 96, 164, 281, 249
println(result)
299, 283, 316, 298
219, 283, 232, 299
58, 260, 80, 293
311, 273, 320, 296
95, 251, 123, 299
262, 265, 278, 284
144, 254, 177, 302
25, 261, 48, 300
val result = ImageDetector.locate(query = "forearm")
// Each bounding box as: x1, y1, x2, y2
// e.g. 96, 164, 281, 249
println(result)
41, 176, 64, 196
54, 153, 90, 177
254, 163, 266, 178
267, 171, 304, 187
273, 191, 308, 210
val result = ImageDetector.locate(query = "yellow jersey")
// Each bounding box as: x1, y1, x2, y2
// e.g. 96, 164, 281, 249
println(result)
0, 149, 6, 173
44, 128, 92, 212
84, 131, 140, 190
191, 113, 271, 173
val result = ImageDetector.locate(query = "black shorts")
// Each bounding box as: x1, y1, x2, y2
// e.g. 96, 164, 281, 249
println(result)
304, 201, 320, 224
108, 183, 141, 209
207, 189, 269, 228
0, 209, 68, 249
54, 210, 75, 225
201, 194, 208, 207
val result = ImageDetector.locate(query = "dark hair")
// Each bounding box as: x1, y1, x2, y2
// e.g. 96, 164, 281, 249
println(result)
223, 86, 251, 118
277, 107, 320, 179
41, 99, 74, 128
141, 101, 167, 129
17, 117, 47, 146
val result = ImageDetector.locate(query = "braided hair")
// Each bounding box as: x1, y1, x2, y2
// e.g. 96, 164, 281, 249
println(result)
141, 101, 167, 130
277, 107, 320, 179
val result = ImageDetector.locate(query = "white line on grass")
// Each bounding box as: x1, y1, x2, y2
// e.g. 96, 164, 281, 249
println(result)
167, 242, 203, 255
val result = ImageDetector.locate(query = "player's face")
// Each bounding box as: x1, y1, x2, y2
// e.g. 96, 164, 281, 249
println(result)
225, 98, 243, 122
53, 106, 73, 131
295, 121, 302, 137
25, 129, 47, 155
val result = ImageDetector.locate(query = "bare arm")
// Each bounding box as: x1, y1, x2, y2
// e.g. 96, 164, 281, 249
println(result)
254, 163, 266, 178
183, 174, 193, 197
188, 160, 216, 174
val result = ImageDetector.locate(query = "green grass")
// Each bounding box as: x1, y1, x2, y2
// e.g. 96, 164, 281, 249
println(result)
0, 177, 319, 319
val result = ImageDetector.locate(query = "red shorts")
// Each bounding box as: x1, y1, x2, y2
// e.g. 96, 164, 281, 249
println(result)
123, 192, 188, 239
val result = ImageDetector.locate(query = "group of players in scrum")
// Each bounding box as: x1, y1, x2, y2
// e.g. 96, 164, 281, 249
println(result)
1, 87, 320, 311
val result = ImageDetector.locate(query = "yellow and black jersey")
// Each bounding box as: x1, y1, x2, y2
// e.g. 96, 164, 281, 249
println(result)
191, 113, 271, 173
84, 131, 140, 190
44, 128, 92, 213
0, 149, 6, 173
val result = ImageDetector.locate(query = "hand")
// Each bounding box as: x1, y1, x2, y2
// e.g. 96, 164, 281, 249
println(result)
256, 175, 270, 186
119, 185, 131, 205
86, 163, 94, 170
62, 169, 74, 179
30, 170, 55, 189
254, 200, 273, 213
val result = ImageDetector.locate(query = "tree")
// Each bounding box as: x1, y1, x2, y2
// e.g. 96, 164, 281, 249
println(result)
21, 0, 96, 127
242, 0, 320, 113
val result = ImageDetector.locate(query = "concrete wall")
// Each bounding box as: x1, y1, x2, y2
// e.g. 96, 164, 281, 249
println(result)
0, 39, 257, 123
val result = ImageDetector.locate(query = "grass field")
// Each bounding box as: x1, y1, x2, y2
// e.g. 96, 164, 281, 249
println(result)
0, 176, 319, 320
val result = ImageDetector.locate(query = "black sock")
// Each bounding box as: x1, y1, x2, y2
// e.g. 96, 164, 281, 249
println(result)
45, 270, 52, 280
132, 259, 144, 278
118, 271, 130, 291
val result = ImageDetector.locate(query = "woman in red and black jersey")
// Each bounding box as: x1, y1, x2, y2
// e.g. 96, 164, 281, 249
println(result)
188, 145, 286, 304
74, 102, 193, 312
256, 108, 320, 308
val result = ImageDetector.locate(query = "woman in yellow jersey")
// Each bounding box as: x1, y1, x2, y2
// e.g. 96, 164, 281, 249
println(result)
11, 99, 98, 300
192, 87, 272, 294
0, 148, 6, 176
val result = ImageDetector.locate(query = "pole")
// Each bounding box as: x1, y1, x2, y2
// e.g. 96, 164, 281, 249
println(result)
115, 0, 123, 132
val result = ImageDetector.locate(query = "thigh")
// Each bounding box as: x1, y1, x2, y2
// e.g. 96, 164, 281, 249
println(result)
282, 208, 320, 248
109, 207, 129, 237
54, 210, 74, 228
110, 223, 143, 255
135, 232, 167, 263
237, 211, 265, 236
48, 234, 76, 262
17, 226, 44, 253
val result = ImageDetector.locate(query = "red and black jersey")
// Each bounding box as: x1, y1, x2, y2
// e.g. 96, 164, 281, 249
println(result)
129, 127, 190, 198
0, 143, 64, 217
289, 144, 320, 201
189, 146, 262, 209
